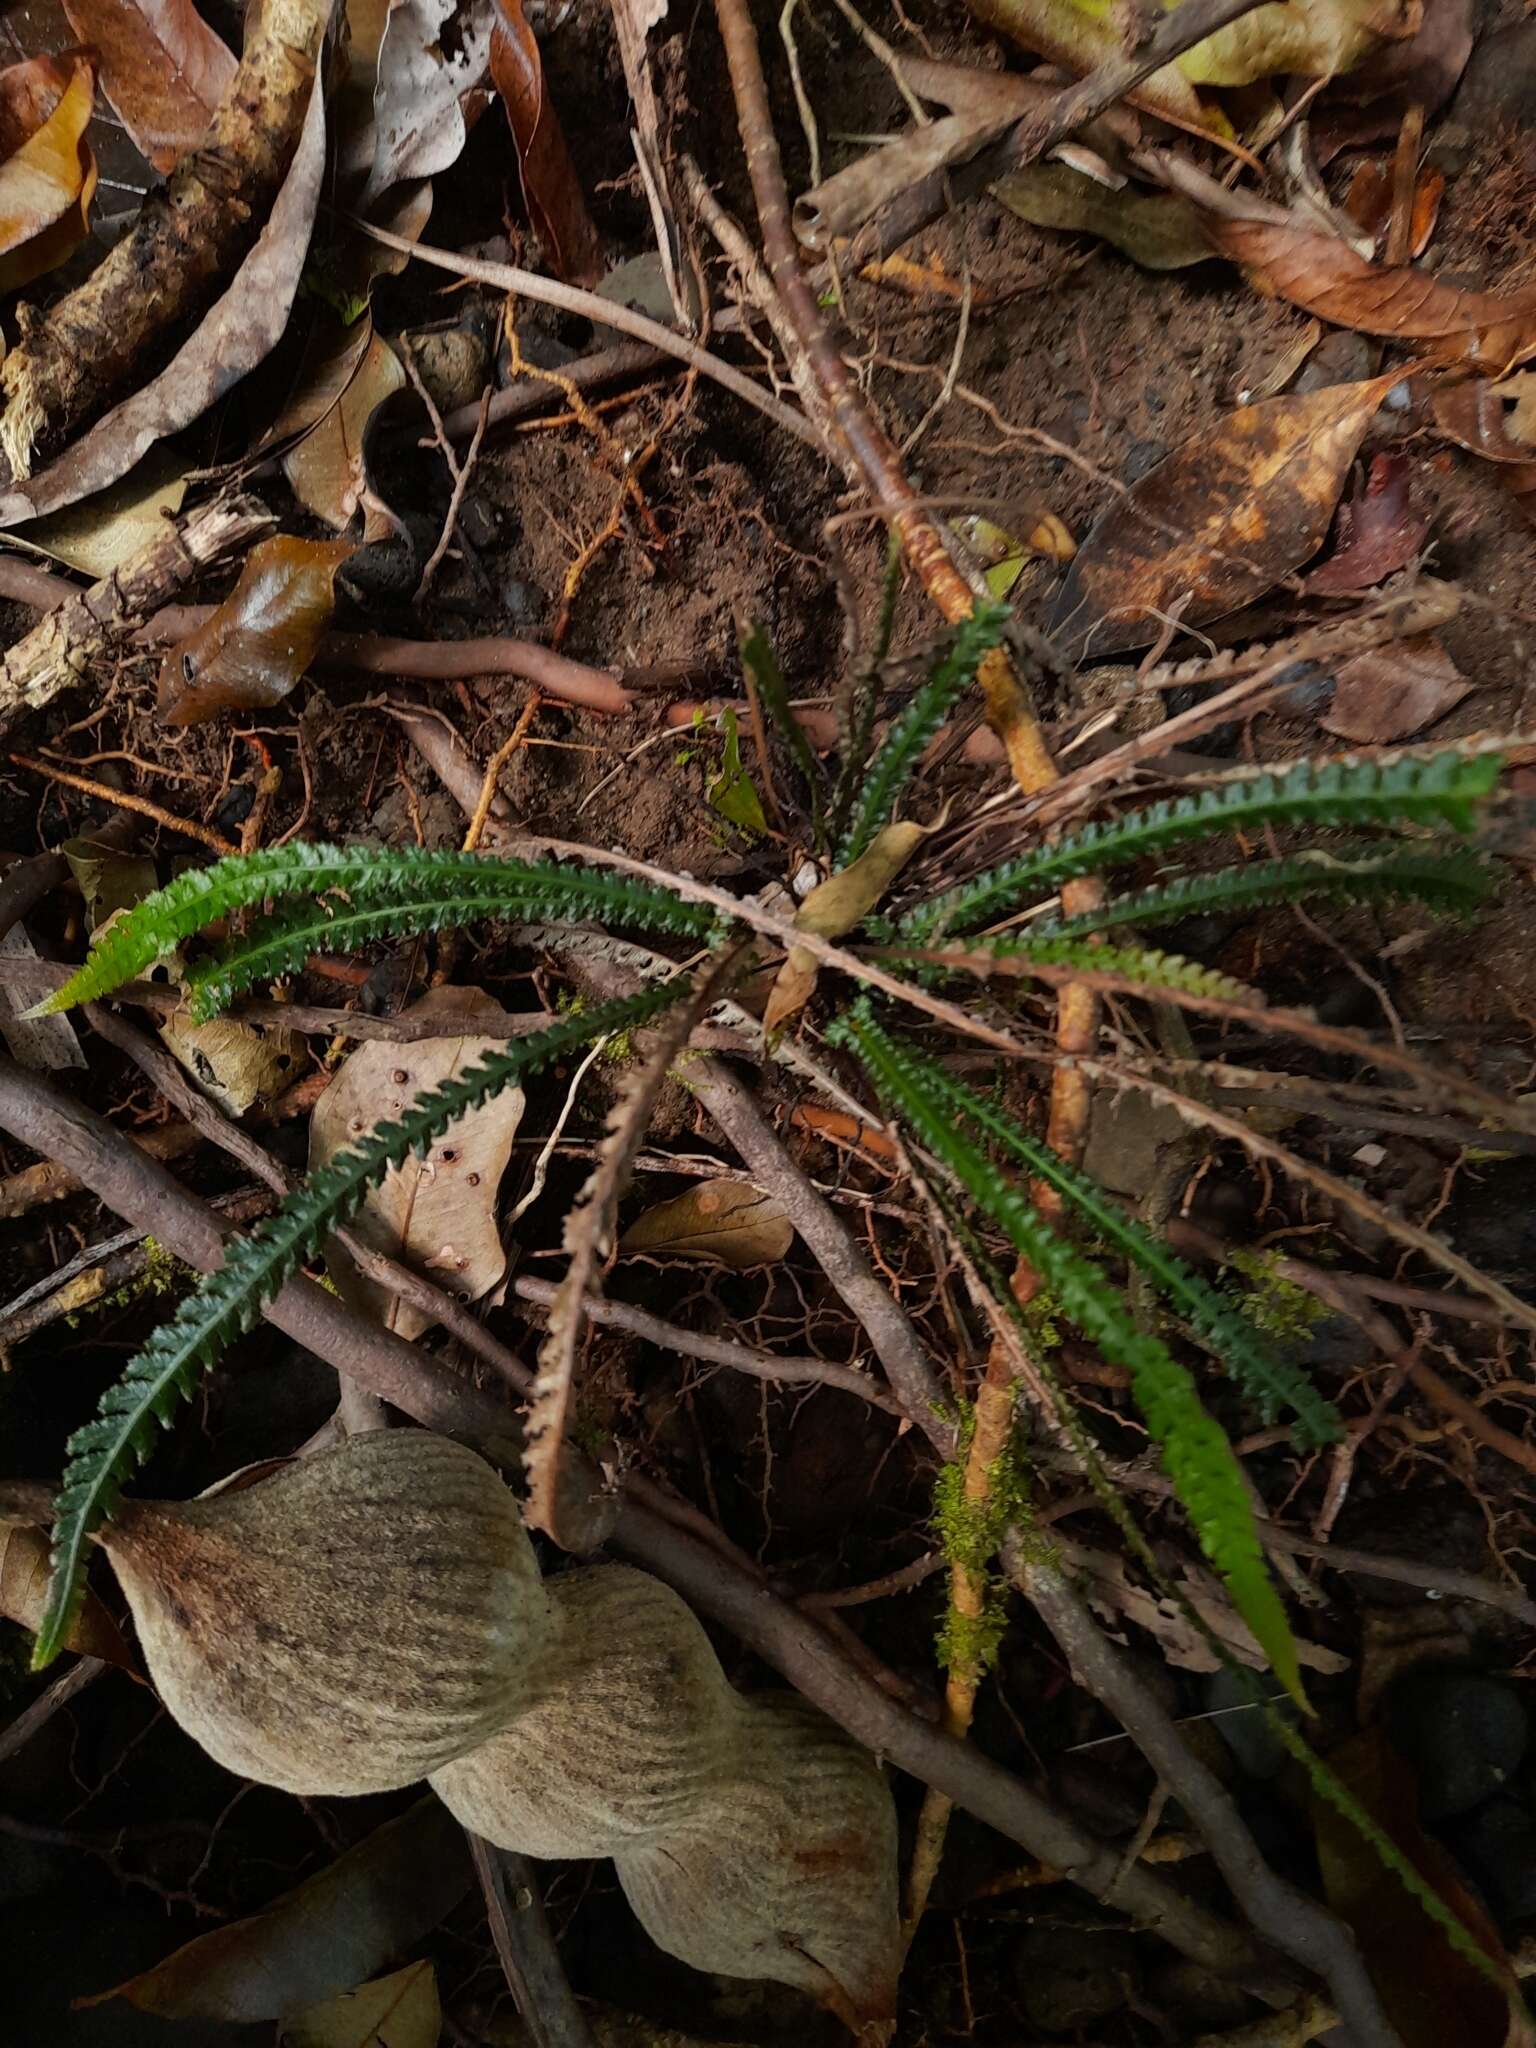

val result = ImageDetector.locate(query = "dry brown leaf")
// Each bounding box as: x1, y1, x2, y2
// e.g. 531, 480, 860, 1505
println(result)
1, 1522, 134, 1667
1303, 450, 1430, 593
366, 0, 494, 203
282, 327, 406, 538
1206, 215, 1536, 373
764, 821, 932, 1036
0, 51, 95, 291
994, 163, 1212, 272
157, 535, 355, 725
60, 0, 235, 173
285, 1960, 441, 2048
1049, 372, 1399, 659
159, 1008, 301, 1116
18, 448, 188, 575
0, 72, 327, 526
1432, 379, 1536, 527
309, 987, 524, 1340
1320, 634, 1470, 743
1313, 1728, 1535, 2048
620, 1180, 793, 1268
489, 0, 600, 284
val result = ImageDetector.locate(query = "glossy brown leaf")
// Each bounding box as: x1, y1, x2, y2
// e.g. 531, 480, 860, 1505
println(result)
0, 51, 95, 291
281, 326, 407, 539
60, 0, 235, 173
1312, 1727, 1533, 2048
489, 0, 601, 285
1050, 372, 1399, 659
1207, 216, 1536, 373
157, 535, 355, 726
1321, 635, 1470, 743
1304, 451, 1429, 593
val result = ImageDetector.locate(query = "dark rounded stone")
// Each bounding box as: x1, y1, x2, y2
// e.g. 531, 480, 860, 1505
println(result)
1385, 1671, 1529, 1821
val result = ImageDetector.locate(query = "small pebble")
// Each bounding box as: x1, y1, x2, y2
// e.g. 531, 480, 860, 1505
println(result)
1385, 1670, 1529, 1821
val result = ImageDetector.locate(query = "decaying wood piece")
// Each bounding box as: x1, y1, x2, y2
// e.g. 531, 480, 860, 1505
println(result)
0, 0, 334, 481
0, 495, 273, 732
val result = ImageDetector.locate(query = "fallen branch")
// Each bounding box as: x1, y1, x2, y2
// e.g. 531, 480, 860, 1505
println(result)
0, 497, 273, 732
468, 1836, 595, 2048
1, 0, 333, 479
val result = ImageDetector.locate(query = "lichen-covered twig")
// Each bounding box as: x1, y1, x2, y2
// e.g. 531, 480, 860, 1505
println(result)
0, 0, 334, 478
0, 497, 273, 733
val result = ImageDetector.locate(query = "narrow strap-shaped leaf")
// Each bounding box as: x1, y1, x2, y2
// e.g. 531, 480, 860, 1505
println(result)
910, 1048, 1342, 1446
831, 533, 903, 846
901, 749, 1504, 941
1036, 845, 1496, 938
739, 620, 826, 844
30, 845, 719, 1017
31, 983, 686, 1670
837, 601, 1011, 869
830, 1001, 1305, 1707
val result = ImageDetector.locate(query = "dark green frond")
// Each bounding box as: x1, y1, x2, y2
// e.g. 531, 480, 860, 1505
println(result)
901, 749, 1504, 941
740, 621, 825, 844
925, 931, 1261, 1006
1037, 846, 1496, 938
830, 1001, 1304, 1706
911, 1052, 1342, 1446
31, 846, 719, 1017
837, 602, 1011, 869
30, 981, 689, 1670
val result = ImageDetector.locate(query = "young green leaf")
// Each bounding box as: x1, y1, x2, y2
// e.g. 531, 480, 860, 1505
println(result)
30, 982, 688, 1671
29, 844, 720, 1018
830, 1001, 1306, 1707
837, 601, 1011, 868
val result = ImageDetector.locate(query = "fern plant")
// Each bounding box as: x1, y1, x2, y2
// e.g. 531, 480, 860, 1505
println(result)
828, 999, 1307, 1707
899, 748, 1503, 942
31, 980, 692, 1670
30, 845, 722, 1021
837, 602, 1011, 868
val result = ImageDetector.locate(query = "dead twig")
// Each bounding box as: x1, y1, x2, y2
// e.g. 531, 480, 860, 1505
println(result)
468, 1835, 596, 2048
0, 497, 273, 731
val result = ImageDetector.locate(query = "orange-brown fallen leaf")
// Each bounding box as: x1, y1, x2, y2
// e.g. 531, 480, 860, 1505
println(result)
281, 325, 406, 540
61, 0, 236, 173
1050, 372, 1400, 659
1321, 635, 1469, 743
1206, 215, 1536, 374
1432, 380, 1536, 526
157, 535, 355, 725
0, 51, 96, 292
489, 0, 600, 285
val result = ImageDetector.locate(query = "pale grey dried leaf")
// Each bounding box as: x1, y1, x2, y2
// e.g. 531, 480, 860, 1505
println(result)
308, 984, 523, 1339
0, 923, 83, 1069
365, 0, 495, 202
620, 1179, 792, 1268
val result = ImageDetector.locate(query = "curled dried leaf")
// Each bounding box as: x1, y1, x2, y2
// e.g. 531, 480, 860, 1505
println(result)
60, 0, 236, 173
489, 0, 601, 284
0, 51, 96, 291
157, 535, 355, 725
281, 327, 407, 539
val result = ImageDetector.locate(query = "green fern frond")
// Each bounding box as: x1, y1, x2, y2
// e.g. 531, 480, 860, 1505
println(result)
837, 601, 1011, 869
830, 1000, 1305, 1707
30, 982, 689, 1671
31, 846, 720, 1017
901, 749, 1504, 941
1037, 846, 1496, 938
831, 534, 903, 845
740, 621, 825, 844
930, 931, 1261, 1006
909, 1051, 1342, 1446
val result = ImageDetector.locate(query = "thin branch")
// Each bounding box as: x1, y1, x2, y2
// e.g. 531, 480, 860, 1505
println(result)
468, 1835, 595, 2048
